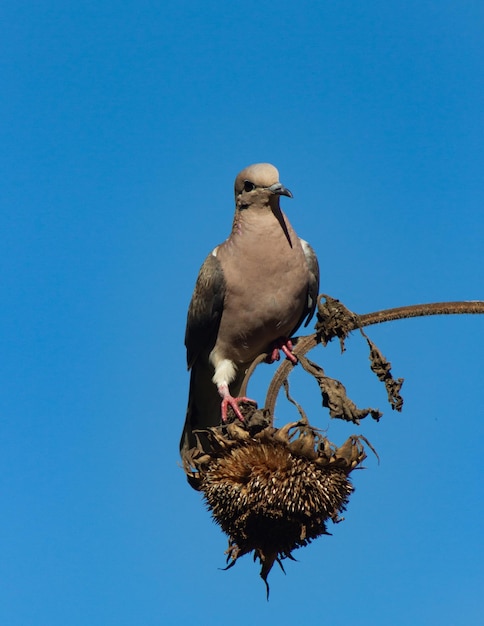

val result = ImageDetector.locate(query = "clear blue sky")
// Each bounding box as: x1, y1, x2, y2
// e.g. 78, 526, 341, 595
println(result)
1, 1, 483, 624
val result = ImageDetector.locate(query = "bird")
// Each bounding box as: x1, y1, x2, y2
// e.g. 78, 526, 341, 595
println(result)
180, 163, 319, 457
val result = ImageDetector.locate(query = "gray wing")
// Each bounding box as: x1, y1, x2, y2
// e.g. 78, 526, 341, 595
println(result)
292, 238, 320, 334
301, 239, 320, 326
185, 250, 226, 370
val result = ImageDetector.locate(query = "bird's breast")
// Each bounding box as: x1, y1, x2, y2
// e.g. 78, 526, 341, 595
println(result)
213, 218, 309, 364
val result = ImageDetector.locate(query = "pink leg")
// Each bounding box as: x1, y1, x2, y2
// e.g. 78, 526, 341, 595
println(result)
218, 383, 257, 422
268, 346, 281, 362
267, 337, 298, 364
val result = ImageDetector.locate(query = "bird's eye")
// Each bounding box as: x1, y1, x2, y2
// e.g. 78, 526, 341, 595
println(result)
244, 180, 255, 192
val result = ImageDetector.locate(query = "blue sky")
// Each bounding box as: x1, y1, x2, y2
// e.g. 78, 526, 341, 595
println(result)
1, 1, 483, 624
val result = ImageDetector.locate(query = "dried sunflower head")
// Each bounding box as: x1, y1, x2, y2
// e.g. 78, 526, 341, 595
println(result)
183, 410, 371, 596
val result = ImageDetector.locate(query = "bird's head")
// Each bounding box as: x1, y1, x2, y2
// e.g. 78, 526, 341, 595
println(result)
234, 163, 293, 212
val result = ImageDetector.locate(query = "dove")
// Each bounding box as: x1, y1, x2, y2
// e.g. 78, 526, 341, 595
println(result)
180, 163, 319, 457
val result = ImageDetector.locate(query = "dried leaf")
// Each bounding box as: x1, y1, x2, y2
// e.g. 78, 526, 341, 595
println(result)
298, 355, 382, 423
365, 337, 404, 411
315, 294, 360, 350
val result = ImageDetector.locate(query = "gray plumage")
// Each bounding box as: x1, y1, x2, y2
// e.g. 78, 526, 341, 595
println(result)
181, 163, 319, 456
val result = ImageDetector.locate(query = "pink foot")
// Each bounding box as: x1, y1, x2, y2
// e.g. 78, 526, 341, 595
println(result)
221, 395, 256, 422
218, 383, 257, 422
267, 338, 298, 364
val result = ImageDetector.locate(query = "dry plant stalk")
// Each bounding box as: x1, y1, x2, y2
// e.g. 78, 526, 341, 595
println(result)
182, 295, 484, 594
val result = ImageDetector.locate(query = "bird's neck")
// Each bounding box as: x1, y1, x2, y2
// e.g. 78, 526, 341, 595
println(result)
230, 205, 295, 248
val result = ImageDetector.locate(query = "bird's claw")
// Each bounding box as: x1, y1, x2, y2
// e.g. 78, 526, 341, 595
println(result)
221, 396, 257, 423
267, 338, 298, 364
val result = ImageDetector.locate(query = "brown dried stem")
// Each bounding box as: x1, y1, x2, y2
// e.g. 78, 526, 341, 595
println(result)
239, 299, 484, 415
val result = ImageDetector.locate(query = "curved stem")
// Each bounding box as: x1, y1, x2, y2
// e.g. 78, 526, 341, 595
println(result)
239, 353, 267, 398
359, 300, 484, 326
259, 300, 484, 415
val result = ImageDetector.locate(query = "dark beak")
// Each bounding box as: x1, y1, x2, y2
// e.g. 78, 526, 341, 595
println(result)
268, 182, 293, 198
